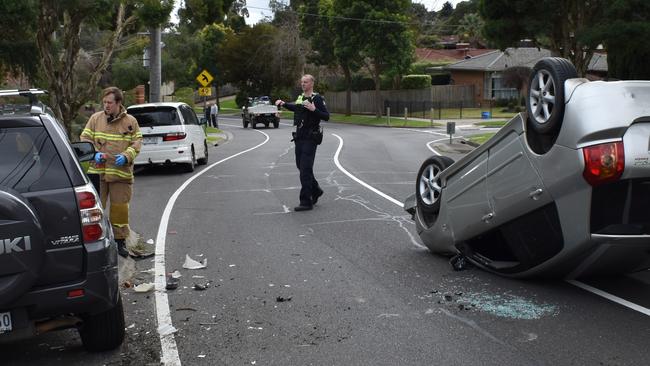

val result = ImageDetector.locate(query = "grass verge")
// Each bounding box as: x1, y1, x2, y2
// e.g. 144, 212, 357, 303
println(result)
467, 132, 496, 145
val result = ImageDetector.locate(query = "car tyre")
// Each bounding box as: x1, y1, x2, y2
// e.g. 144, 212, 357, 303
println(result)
184, 148, 196, 172
526, 57, 578, 135
197, 140, 208, 165
273, 120, 279, 128
243, 119, 249, 128
416, 156, 454, 215
79, 294, 125, 352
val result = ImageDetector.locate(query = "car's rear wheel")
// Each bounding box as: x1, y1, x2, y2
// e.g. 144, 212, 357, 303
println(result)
184, 148, 196, 172
79, 294, 125, 352
243, 119, 249, 128
526, 57, 577, 135
416, 156, 454, 215
197, 140, 208, 165
273, 120, 279, 128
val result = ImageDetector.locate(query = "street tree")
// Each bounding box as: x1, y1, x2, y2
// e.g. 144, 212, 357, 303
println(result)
457, 13, 484, 48
589, 0, 650, 79
333, 0, 414, 117
31, 0, 174, 135
0, 1, 39, 82
299, 0, 362, 115
479, 0, 606, 76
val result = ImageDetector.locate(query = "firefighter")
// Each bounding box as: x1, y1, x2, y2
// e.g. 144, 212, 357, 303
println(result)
80, 87, 142, 257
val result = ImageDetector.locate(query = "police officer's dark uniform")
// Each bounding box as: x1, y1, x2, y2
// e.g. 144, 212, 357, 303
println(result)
280, 93, 329, 211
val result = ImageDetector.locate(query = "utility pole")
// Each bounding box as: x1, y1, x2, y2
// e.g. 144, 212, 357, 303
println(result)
149, 27, 161, 103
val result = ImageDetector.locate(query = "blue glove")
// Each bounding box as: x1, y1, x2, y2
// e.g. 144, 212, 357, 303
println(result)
115, 154, 127, 167
94, 152, 105, 164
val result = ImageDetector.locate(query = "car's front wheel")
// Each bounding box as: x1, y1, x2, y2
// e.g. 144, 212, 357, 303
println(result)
79, 295, 125, 352
416, 156, 454, 215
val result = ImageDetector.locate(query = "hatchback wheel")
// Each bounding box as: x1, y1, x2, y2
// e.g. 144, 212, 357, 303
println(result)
526, 57, 577, 135
416, 156, 454, 215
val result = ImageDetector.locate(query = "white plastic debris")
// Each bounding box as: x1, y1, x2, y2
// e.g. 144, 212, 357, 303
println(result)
158, 324, 178, 337
198, 355, 206, 358
134, 283, 155, 293
171, 270, 182, 279
146, 239, 155, 244
182, 254, 207, 269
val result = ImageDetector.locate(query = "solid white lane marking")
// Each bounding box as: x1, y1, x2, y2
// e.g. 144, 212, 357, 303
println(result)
567, 280, 650, 317
332, 133, 404, 207
155, 127, 270, 366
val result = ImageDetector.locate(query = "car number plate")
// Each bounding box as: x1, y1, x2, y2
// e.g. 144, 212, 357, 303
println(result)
0, 311, 12, 333
143, 136, 159, 145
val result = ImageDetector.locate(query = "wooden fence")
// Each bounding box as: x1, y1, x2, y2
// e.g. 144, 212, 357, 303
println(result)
323, 85, 475, 115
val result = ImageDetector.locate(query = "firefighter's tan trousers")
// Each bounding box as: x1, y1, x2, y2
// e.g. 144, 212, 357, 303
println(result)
100, 181, 132, 240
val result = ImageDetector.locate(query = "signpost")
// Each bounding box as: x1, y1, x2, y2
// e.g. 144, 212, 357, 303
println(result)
196, 69, 214, 123
446, 122, 455, 144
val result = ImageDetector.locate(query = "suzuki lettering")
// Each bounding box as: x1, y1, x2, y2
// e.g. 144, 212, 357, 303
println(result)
0, 236, 32, 254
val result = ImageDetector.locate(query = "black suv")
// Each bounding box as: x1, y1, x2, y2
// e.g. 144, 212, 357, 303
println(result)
0, 90, 124, 351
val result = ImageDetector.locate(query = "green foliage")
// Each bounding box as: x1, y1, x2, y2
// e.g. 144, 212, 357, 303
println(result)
178, 0, 236, 33
174, 87, 195, 107
135, 0, 174, 28
0, 0, 39, 81
401, 75, 432, 89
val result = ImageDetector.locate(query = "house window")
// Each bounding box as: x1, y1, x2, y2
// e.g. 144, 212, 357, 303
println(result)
485, 72, 519, 100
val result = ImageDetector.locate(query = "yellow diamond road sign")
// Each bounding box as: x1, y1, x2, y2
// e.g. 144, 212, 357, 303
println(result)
196, 69, 214, 87
198, 87, 211, 97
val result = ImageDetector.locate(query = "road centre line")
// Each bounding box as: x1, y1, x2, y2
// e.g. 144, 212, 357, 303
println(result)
154, 127, 270, 366
333, 131, 650, 318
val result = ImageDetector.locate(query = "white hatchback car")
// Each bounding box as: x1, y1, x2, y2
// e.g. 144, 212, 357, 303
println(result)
127, 102, 208, 172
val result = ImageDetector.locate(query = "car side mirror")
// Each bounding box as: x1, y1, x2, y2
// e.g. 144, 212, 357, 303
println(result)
199, 117, 207, 125
71, 141, 96, 162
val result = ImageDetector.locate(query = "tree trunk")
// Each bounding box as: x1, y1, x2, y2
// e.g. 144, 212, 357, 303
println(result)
342, 64, 352, 116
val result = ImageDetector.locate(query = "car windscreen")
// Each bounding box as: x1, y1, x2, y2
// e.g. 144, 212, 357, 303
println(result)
0, 126, 71, 193
128, 107, 180, 127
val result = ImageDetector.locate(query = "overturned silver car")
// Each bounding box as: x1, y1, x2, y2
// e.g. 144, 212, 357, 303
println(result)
405, 57, 650, 278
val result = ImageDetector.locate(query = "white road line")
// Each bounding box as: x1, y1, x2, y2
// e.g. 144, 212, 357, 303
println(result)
332, 134, 404, 207
155, 128, 270, 366
333, 130, 650, 318
567, 280, 650, 316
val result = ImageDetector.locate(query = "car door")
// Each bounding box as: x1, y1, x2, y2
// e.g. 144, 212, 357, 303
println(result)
485, 130, 551, 228
444, 150, 492, 241
179, 105, 204, 153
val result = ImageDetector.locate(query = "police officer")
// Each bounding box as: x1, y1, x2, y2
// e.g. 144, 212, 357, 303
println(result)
80, 87, 142, 257
276, 74, 329, 211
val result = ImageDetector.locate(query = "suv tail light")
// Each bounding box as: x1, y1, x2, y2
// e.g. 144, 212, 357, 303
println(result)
582, 141, 625, 186
75, 184, 105, 243
163, 132, 186, 141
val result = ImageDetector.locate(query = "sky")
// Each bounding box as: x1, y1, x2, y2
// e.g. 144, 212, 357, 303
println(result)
172, 1, 467, 26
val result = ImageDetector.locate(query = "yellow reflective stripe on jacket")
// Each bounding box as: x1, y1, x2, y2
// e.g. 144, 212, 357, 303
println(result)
87, 167, 134, 179
92, 131, 133, 142
133, 131, 143, 140
80, 128, 95, 139
125, 147, 138, 161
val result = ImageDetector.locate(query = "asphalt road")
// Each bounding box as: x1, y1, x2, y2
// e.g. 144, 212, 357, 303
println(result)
3, 116, 649, 365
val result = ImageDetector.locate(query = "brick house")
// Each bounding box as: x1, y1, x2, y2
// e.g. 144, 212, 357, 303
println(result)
445, 47, 608, 105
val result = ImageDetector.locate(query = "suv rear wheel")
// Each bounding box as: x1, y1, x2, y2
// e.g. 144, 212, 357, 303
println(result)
197, 141, 208, 165
79, 294, 125, 352
184, 148, 196, 172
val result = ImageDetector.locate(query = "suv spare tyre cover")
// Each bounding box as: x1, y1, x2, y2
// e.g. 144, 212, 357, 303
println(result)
0, 187, 46, 307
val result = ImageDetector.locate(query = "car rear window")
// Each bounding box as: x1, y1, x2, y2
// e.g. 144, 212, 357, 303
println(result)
0, 126, 71, 193
129, 106, 181, 127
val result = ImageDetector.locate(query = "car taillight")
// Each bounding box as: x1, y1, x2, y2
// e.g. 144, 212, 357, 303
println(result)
163, 132, 186, 141
75, 184, 105, 243
582, 141, 625, 186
